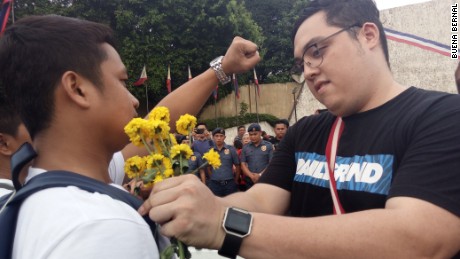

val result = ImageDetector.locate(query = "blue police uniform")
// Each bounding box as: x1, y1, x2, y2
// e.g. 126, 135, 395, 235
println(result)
191, 139, 213, 155
187, 152, 205, 181
208, 144, 240, 197
241, 140, 273, 188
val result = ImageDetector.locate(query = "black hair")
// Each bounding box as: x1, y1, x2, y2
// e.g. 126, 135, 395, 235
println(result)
0, 103, 22, 137
274, 119, 289, 128
175, 134, 186, 144
292, 0, 389, 66
196, 122, 208, 129
0, 82, 21, 136
237, 125, 246, 130
0, 15, 117, 139
233, 139, 243, 150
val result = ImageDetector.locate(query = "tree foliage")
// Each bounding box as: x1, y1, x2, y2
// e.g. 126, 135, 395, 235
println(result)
8, 0, 313, 108
243, 0, 310, 83
10, 0, 264, 107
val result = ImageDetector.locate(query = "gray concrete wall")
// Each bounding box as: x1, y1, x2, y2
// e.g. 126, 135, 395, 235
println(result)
294, 0, 459, 125
381, 0, 457, 92
199, 82, 298, 121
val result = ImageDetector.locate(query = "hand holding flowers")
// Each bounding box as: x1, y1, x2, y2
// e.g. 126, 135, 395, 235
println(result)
123, 106, 220, 259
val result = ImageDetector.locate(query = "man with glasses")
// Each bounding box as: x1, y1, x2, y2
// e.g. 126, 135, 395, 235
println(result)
141, 1, 460, 258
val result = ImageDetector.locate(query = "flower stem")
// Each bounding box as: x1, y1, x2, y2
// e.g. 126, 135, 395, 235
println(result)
178, 241, 185, 259
141, 135, 154, 154
188, 161, 209, 175
179, 156, 184, 176
188, 132, 193, 148
159, 137, 171, 157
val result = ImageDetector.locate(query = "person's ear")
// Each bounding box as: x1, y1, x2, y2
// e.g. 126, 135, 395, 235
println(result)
360, 22, 380, 50
60, 71, 92, 109
0, 133, 15, 156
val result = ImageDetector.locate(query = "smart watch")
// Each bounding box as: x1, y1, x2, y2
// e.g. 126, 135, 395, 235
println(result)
218, 207, 253, 259
210, 56, 231, 85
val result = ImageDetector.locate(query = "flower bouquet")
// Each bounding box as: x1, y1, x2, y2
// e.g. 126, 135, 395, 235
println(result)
123, 106, 220, 259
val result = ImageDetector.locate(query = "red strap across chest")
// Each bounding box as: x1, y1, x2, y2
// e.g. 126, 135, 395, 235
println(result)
325, 117, 345, 215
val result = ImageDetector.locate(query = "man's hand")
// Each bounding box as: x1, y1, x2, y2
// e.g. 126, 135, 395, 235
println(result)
123, 179, 152, 200
222, 36, 260, 75
138, 174, 226, 249
250, 172, 260, 183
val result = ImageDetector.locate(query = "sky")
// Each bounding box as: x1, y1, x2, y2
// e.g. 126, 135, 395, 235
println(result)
374, 0, 432, 10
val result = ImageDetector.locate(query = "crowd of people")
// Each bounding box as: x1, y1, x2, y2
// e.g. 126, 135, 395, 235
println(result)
0, 0, 459, 258
176, 120, 288, 196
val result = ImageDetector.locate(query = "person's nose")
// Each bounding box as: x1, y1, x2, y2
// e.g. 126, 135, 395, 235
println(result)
130, 93, 140, 109
303, 65, 320, 82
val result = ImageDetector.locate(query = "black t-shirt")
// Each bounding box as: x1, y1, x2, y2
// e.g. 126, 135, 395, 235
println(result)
268, 137, 280, 149
260, 87, 460, 218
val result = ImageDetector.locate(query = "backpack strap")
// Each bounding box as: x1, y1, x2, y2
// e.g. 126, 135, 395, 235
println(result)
0, 143, 162, 259
0, 182, 13, 191
0, 172, 160, 258
10, 142, 37, 191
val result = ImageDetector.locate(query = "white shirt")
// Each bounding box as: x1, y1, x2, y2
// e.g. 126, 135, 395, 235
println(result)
108, 151, 126, 186
14, 167, 159, 259
2, 151, 126, 197
0, 178, 13, 197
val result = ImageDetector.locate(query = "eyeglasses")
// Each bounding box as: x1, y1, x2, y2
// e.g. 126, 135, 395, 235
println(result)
290, 24, 359, 83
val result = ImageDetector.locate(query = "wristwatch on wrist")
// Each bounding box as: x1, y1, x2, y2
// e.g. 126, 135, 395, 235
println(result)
218, 207, 253, 259
210, 56, 232, 85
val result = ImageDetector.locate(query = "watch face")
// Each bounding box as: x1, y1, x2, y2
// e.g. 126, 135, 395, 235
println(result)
211, 56, 222, 66
225, 208, 252, 236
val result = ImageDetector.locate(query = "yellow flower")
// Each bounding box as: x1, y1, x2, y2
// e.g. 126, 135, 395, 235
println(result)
124, 155, 145, 179
123, 107, 198, 259
203, 149, 221, 169
169, 133, 178, 145
163, 169, 174, 178
124, 118, 149, 147
145, 154, 165, 169
149, 139, 163, 155
150, 120, 171, 139
154, 174, 164, 183
170, 144, 193, 160
175, 114, 197, 136
148, 106, 170, 123
163, 157, 173, 170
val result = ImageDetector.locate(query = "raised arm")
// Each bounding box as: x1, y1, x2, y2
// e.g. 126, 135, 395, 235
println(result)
121, 37, 259, 160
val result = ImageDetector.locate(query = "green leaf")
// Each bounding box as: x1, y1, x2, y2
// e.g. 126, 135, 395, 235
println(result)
141, 169, 158, 183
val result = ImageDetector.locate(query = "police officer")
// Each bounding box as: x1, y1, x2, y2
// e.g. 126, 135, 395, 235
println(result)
207, 128, 241, 197
188, 151, 207, 185
241, 123, 273, 189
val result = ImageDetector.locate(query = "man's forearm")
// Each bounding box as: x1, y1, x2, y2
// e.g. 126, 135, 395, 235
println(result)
199, 169, 206, 184
235, 198, 460, 259
157, 69, 218, 131
120, 71, 217, 160
234, 165, 241, 182
240, 163, 252, 177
